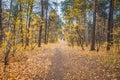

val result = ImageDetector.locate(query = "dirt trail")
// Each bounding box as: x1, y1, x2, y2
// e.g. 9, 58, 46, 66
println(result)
0, 43, 120, 80
34, 43, 120, 80
45, 46, 64, 80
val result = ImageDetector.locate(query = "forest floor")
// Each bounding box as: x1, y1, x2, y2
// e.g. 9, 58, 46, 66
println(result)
0, 42, 120, 80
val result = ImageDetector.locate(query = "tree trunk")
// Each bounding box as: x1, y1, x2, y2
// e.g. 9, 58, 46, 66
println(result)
25, 3, 30, 47
0, 0, 2, 45
47, 19, 50, 43
44, 0, 48, 44
25, 1, 33, 48
38, 0, 44, 47
19, 2, 24, 46
107, 0, 114, 51
91, 0, 97, 50
4, 0, 13, 65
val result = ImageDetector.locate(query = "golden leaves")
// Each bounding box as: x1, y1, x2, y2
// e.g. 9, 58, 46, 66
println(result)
5, 31, 11, 39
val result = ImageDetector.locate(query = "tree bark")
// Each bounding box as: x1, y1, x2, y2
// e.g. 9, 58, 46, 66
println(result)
44, 0, 48, 44
0, 0, 2, 45
26, 3, 33, 47
19, 2, 24, 46
4, 0, 13, 65
107, 0, 114, 51
38, 0, 44, 47
91, 0, 97, 50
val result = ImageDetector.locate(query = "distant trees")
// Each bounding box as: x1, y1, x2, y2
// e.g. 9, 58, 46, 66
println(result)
48, 9, 61, 43
61, 0, 87, 49
38, 0, 60, 46
61, 0, 120, 52
0, 0, 61, 65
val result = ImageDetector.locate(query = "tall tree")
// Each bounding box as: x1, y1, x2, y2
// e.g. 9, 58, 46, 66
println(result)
0, 0, 2, 45
38, 0, 44, 47
44, 0, 48, 44
107, 0, 114, 51
12, 0, 18, 56
18, 0, 24, 46
91, 0, 97, 50
25, 0, 34, 47
4, 0, 13, 65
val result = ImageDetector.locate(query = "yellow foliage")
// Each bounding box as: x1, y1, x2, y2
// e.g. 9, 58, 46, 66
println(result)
50, 11, 56, 17
5, 31, 11, 38
32, 20, 37, 25
114, 0, 117, 6
16, 20, 20, 26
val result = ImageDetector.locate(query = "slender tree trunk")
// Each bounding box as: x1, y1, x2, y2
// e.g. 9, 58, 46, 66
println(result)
84, 13, 88, 47
44, 17, 48, 44
91, 0, 97, 50
76, 30, 85, 50
107, 0, 114, 51
12, 18, 17, 56
4, 0, 13, 65
44, 0, 48, 44
25, 3, 30, 47
19, 2, 24, 46
25, 1, 33, 48
0, 0, 2, 45
8, 0, 12, 31
12, 0, 19, 56
28, 6, 33, 28
38, 0, 44, 47
47, 19, 50, 43
26, 4, 33, 46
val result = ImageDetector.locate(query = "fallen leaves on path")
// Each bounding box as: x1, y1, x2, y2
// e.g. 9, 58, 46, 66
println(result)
0, 43, 120, 80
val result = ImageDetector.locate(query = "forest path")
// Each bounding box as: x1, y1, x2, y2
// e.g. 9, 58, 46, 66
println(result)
1, 43, 120, 80
31, 43, 118, 80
